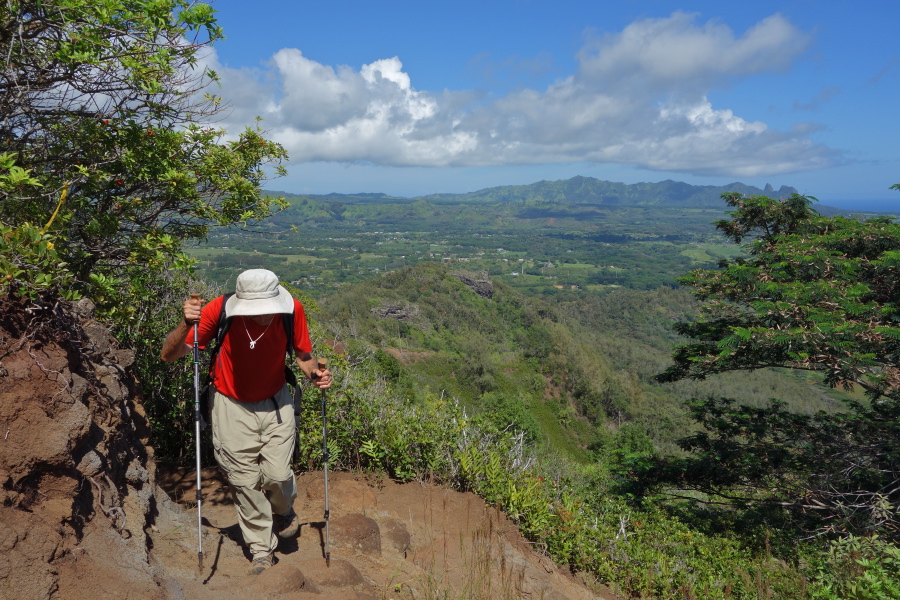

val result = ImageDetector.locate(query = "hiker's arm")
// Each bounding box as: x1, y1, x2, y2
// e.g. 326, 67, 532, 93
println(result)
296, 352, 332, 389
160, 297, 203, 362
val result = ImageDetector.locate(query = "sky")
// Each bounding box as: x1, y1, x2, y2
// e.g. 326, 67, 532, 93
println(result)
202, 0, 899, 208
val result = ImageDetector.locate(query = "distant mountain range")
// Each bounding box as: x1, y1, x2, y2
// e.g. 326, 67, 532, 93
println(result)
419, 176, 800, 208
272, 176, 802, 210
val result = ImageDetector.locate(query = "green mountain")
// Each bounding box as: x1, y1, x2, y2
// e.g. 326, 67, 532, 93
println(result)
269, 175, 799, 209
258, 176, 808, 239
262, 176, 794, 238
418, 176, 798, 207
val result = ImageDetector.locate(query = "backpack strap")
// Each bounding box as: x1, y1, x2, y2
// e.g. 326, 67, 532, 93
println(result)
282, 310, 298, 387
197, 292, 234, 430
282, 311, 295, 360
207, 292, 235, 376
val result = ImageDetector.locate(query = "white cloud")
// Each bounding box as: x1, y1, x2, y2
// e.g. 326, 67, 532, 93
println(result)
270, 49, 368, 131
577, 12, 807, 88
208, 12, 842, 177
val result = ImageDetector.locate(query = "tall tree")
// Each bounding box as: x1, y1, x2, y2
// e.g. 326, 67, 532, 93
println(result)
0, 0, 291, 461
0, 0, 287, 311
650, 191, 900, 539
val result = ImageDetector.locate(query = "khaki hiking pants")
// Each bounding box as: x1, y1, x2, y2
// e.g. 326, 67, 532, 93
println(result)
211, 385, 297, 557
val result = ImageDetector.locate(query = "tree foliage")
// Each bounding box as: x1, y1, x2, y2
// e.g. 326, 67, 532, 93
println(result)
661, 193, 900, 397
0, 0, 291, 473
651, 191, 900, 540
0, 0, 287, 313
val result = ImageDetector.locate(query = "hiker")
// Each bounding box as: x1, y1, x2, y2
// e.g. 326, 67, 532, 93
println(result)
160, 269, 332, 574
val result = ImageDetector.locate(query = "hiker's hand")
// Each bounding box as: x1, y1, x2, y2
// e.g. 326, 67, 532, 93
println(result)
312, 368, 332, 389
183, 296, 203, 325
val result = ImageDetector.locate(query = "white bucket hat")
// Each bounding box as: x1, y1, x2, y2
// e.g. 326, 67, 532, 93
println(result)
224, 269, 294, 318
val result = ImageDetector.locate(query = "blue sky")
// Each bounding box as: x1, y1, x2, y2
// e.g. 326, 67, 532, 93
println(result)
204, 0, 899, 207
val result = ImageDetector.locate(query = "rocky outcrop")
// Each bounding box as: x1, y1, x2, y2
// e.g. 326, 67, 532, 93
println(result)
763, 183, 799, 197
451, 269, 494, 299
370, 301, 420, 322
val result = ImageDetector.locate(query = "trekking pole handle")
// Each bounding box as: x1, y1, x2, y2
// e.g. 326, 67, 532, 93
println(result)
190, 294, 201, 363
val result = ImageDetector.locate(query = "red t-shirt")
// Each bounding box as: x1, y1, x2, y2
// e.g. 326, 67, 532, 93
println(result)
185, 296, 312, 402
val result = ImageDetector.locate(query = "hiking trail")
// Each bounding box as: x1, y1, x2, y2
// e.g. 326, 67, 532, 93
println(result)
0, 296, 618, 600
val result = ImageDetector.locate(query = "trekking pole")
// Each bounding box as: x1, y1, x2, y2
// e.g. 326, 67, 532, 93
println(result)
190, 294, 204, 571
318, 358, 331, 568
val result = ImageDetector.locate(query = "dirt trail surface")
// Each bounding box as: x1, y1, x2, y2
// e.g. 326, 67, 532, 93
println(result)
156, 469, 615, 600
0, 296, 617, 600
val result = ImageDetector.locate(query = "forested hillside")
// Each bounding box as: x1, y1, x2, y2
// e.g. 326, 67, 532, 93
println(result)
312, 262, 848, 462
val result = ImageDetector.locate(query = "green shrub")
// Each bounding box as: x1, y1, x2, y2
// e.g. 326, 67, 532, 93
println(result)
480, 391, 541, 442
807, 535, 900, 600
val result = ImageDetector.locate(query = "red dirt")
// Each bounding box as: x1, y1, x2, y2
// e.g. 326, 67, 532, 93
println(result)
382, 347, 435, 366
153, 468, 618, 599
